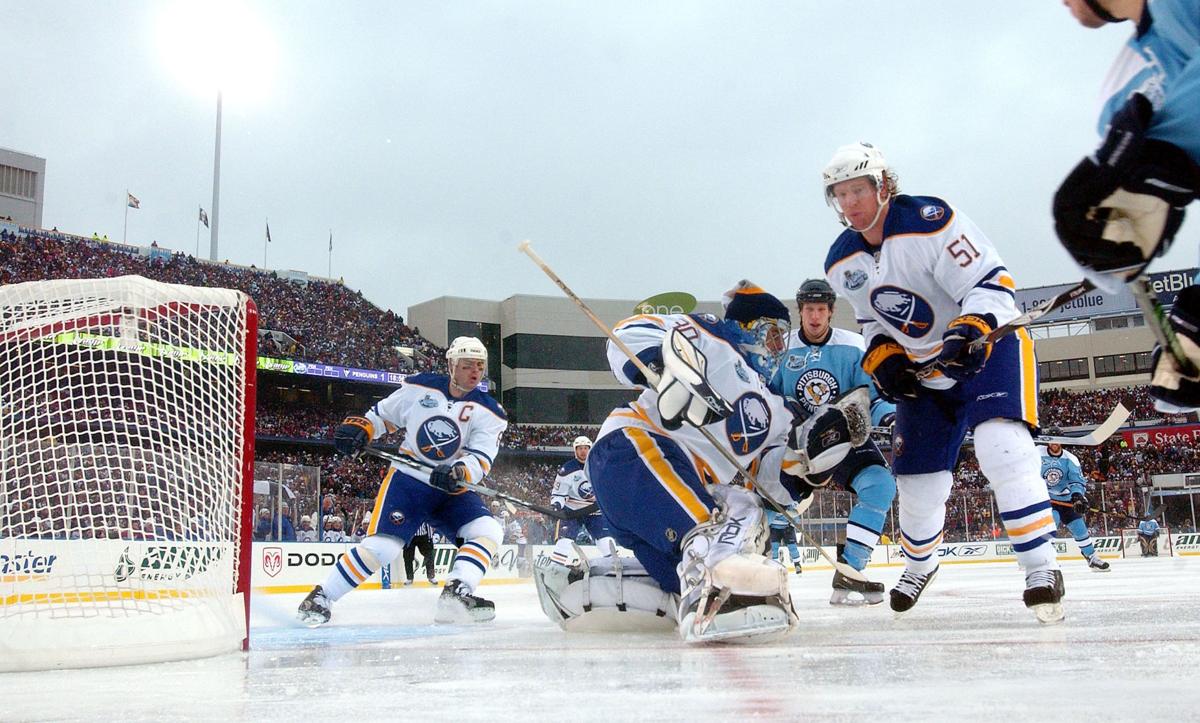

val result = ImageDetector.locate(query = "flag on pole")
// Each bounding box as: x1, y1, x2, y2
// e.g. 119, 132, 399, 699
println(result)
266, 221, 272, 244
127, 192, 141, 209
199, 207, 209, 228
328, 231, 333, 252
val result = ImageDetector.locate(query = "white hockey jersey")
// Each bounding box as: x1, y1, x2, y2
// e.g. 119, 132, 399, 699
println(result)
824, 195, 1021, 390
362, 372, 508, 485
597, 312, 802, 504
550, 458, 594, 511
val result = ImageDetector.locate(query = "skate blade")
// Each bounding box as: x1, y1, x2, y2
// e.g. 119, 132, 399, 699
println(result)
1090, 567, 1112, 573
434, 602, 495, 624
830, 591, 884, 607
681, 620, 792, 645
1031, 602, 1065, 624
296, 611, 329, 628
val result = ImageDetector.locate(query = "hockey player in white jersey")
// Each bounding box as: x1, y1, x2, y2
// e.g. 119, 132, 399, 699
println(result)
822, 143, 1066, 623
534, 282, 855, 643
770, 279, 897, 605
297, 336, 508, 626
548, 436, 616, 562
1040, 436, 1110, 572
1055, 0, 1200, 411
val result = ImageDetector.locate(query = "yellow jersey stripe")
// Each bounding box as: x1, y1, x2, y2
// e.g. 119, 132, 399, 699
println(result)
624, 428, 711, 524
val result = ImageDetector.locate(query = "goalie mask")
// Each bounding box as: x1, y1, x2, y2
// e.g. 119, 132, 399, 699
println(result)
722, 281, 791, 380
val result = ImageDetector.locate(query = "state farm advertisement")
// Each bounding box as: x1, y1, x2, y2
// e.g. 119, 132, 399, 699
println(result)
1122, 424, 1200, 449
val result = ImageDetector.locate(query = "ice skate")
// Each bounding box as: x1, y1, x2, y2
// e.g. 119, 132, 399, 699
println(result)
297, 585, 331, 626
830, 568, 885, 606
890, 566, 938, 616
1024, 568, 1065, 624
1087, 555, 1111, 573
435, 580, 496, 623
793, 562, 802, 576
403, 579, 413, 587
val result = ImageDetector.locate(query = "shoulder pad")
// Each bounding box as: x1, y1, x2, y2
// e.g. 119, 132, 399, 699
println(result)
824, 229, 872, 273
404, 373, 450, 393
882, 195, 954, 237
467, 389, 508, 420
828, 328, 866, 351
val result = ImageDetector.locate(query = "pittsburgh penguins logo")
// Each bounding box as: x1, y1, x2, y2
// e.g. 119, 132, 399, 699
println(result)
871, 286, 935, 338
415, 416, 462, 460
725, 393, 772, 455
795, 369, 839, 412
1045, 468, 1063, 485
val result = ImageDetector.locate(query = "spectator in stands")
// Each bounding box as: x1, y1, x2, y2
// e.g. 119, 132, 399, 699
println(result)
296, 515, 319, 542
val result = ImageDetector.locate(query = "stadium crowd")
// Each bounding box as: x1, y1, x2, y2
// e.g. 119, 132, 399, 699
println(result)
0, 227, 441, 372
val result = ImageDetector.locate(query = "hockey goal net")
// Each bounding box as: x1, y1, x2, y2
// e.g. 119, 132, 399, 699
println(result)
0, 275, 257, 671
1120, 527, 1174, 558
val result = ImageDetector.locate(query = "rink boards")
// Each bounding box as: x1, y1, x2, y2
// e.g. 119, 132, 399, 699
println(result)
250, 532, 1200, 593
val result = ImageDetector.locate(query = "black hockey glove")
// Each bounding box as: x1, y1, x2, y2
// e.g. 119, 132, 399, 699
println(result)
862, 337, 919, 403
430, 463, 467, 494
333, 416, 373, 457
937, 313, 996, 381
1150, 285, 1200, 411
1054, 93, 1199, 292
1071, 493, 1089, 515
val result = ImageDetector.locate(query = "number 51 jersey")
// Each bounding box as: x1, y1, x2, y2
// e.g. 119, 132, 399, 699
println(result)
824, 195, 1021, 389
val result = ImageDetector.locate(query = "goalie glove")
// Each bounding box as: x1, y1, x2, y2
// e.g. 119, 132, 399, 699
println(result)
1150, 285, 1200, 412
937, 313, 996, 381
655, 328, 734, 430
430, 462, 467, 494
789, 405, 853, 487
1071, 493, 1089, 516
333, 416, 373, 457
1054, 93, 1198, 294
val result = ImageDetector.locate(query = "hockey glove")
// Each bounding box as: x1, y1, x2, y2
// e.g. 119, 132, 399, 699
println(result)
862, 337, 919, 403
1150, 285, 1200, 412
1054, 93, 1199, 294
938, 313, 996, 381
1071, 493, 1089, 516
430, 463, 467, 494
790, 405, 853, 487
878, 411, 896, 430
656, 329, 733, 430
333, 416, 374, 457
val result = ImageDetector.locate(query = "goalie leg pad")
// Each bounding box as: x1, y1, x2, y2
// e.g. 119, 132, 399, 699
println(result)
674, 491, 797, 644
534, 544, 678, 633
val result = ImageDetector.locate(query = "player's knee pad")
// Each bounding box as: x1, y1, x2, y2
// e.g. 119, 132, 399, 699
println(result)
456, 515, 503, 547
896, 471, 953, 519
850, 465, 896, 514
973, 419, 1040, 486
534, 543, 678, 633
360, 535, 402, 567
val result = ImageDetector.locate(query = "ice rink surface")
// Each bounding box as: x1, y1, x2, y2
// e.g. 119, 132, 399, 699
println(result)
4, 557, 1200, 722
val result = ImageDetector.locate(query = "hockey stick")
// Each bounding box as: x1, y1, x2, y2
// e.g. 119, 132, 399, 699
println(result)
869, 403, 1129, 447
362, 447, 596, 521
518, 240, 868, 581
916, 279, 1095, 381
1128, 275, 1200, 377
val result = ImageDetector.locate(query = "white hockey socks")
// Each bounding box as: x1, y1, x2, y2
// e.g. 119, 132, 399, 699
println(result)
895, 471, 952, 575
320, 535, 399, 601
447, 516, 503, 591
974, 419, 1059, 571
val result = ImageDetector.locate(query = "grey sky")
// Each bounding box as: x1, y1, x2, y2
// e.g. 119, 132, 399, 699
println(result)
6, 2, 1196, 317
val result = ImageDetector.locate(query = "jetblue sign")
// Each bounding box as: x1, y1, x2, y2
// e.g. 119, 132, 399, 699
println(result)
1014, 268, 1196, 324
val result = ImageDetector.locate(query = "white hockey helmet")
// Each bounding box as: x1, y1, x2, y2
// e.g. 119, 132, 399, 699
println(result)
821, 142, 895, 227
572, 436, 592, 449
446, 336, 487, 365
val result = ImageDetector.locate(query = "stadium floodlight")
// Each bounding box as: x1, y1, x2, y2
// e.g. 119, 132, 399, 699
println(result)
154, 0, 277, 261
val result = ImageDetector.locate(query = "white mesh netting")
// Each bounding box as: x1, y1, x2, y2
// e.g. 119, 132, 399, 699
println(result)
0, 275, 255, 670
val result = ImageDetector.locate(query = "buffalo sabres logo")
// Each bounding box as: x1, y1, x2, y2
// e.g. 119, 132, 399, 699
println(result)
844, 269, 868, 291
920, 204, 945, 222
416, 416, 462, 460
871, 286, 935, 338
390, 511, 405, 525
725, 393, 772, 455
1045, 468, 1063, 485
795, 369, 839, 412
699, 313, 718, 323
578, 480, 595, 502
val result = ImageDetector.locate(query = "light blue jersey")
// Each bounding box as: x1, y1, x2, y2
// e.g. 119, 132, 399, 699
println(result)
770, 328, 895, 425
1038, 447, 1087, 502
767, 509, 792, 529
1139, 518, 1162, 536
1096, 0, 1200, 165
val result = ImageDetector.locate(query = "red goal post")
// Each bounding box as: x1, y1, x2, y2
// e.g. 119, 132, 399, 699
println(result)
0, 275, 257, 670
